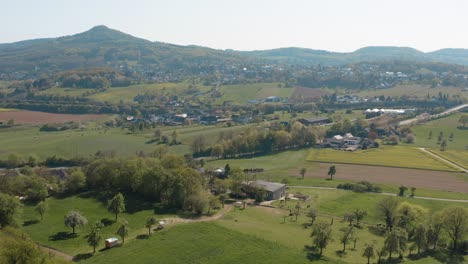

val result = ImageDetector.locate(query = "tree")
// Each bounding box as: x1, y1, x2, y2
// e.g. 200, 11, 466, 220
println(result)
340, 226, 356, 252
35, 201, 48, 221
441, 207, 468, 251
353, 209, 367, 227
458, 114, 468, 127
410, 187, 416, 197
384, 227, 408, 259
428, 130, 432, 139
306, 208, 318, 225
327, 165, 336, 180
0, 193, 22, 228
171, 130, 179, 144
145, 216, 157, 236
362, 242, 376, 264
108, 192, 126, 221
440, 139, 447, 151
427, 213, 444, 250
293, 202, 302, 221
413, 223, 427, 254
344, 212, 355, 226
398, 185, 408, 196
64, 210, 88, 234
211, 143, 224, 158
437, 131, 443, 143
207, 195, 220, 214
87, 222, 103, 253
116, 220, 129, 244
0, 227, 50, 264
449, 132, 454, 141
224, 163, 231, 177
65, 169, 86, 193
299, 167, 307, 179
405, 133, 415, 143
311, 221, 333, 255
377, 196, 400, 230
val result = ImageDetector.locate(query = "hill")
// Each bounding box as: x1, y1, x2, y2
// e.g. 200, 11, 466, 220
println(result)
1, 25, 468, 79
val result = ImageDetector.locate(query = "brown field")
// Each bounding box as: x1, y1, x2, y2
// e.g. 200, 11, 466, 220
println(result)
291, 87, 329, 100
0, 110, 106, 124
302, 163, 468, 193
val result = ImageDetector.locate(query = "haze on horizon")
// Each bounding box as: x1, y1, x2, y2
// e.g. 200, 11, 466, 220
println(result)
2, 0, 468, 53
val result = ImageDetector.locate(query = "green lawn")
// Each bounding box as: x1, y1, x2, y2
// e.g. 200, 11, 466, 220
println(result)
408, 112, 468, 151
307, 146, 461, 172
21, 192, 173, 256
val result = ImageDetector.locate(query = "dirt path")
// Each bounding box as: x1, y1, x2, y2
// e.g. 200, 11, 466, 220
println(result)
288, 185, 468, 203
419, 148, 468, 173
164, 204, 233, 224
38, 244, 74, 262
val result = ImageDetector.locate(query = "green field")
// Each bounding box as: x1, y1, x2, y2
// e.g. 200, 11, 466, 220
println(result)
19, 189, 467, 264
408, 112, 468, 151
429, 149, 468, 170
21, 192, 173, 256
38, 87, 95, 97
307, 146, 461, 172
356, 84, 468, 101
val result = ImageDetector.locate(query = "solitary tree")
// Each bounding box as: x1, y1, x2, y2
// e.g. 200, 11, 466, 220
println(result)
64, 210, 88, 234
441, 207, 468, 251
35, 201, 48, 221
449, 132, 454, 141
362, 242, 376, 264
377, 197, 400, 230
353, 209, 367, 227
440, 139, 447, 151
87, 222, 103, 253
108, 193, 126, 221
116, 220, 129, 244
410, 187, 416, 197
327, 165, 336, 180
344, 212, 355, 226
145, 216, 157, 236
293, 202, 302, 221
311, 221, 333, 255
428, 130, 432, 140
299, 168, 307, 179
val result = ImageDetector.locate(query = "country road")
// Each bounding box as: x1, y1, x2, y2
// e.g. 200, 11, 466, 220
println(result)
287, 185, 468, 203
399, 103, 468, 126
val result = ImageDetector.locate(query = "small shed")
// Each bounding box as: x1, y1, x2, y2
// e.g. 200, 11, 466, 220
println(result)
105, 237, 119, 249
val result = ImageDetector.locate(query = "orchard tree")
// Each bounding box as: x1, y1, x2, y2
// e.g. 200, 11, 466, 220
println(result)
441, 207, 468, 251
384, 227, 408, 259
427, 213, 444, 250
398, 185, 408, 196
362, 242, 376, 264
340, 226, 356, 252
116, 220, 129, 244
344, 212, 355, 226
64, 210, 88, 234
299, 168, 307, 179
108, 192, 126, 221
353, 209, 367, 227
65, 169, 86, 193
87, 222, 103, 253
311, 221, 333, 256
306, 208, 318, 225
35, 201, 48, 221
145, 216, 157, 236
413, 223, 427, 254
377, 196, 400, 230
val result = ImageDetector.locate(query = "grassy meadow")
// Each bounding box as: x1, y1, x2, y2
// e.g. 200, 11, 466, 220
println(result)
212, 82, 293, 104
307, 146, 461, 172
355, 84, 468, 100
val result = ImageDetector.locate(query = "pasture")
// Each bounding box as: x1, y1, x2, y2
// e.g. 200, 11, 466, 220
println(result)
212, 82, 293, 104
307, 146, 461, 172
355, 84, 468, 100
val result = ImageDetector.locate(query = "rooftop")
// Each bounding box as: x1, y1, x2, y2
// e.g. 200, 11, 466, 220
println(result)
249, 180, 285, 192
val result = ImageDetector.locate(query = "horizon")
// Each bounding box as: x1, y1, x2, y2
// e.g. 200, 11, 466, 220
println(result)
2, 0, 468, 52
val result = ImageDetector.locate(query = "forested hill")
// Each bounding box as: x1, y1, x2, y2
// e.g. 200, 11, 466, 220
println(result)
1, 25, 468, 78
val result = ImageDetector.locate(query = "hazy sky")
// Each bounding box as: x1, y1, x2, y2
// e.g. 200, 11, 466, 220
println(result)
2, 0, 467, 52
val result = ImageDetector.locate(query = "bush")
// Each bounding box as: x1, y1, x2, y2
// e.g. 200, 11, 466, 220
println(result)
337, 181, 381, 193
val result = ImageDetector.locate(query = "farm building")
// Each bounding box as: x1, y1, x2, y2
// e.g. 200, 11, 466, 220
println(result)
265, 96, 281, 102
244, 180, 286, 200
297, 117, 332, 126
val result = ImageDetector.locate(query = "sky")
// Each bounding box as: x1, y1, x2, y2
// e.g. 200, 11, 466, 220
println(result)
2, 0, 468, 52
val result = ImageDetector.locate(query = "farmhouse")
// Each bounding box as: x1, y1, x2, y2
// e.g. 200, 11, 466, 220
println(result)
265, 96, 281, 102
244, 180, 286, 200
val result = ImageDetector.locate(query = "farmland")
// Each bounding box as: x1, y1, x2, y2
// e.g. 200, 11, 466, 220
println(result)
212, 83, 293, 104
18, 189, 467, 264
0, 110, 106, 125
307, 146, 461, 172
355, 84, 468, 101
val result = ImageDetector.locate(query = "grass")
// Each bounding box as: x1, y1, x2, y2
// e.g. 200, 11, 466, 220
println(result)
429, 149, 468, 170
0, 107, 16, 112
37, 87, 95, 97
21, 192, 174, 256
407, 112, 468, 151
211, 83, 293, 104
355, 84, 468, 101
81, 222, 315, 264
307, 146, 461, 172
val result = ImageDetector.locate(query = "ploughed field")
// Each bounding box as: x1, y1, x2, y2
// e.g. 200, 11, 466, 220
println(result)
0, 110, 106, 124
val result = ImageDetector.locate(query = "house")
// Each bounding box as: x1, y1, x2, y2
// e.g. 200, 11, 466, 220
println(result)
245, 180, 286, 200
265, 96, 281, 102
297, 117, 332, 126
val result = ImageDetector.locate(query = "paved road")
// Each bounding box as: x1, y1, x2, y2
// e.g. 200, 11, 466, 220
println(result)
399, 103, 468, 126
288, 185, 468, 203
419, 147, 468, 173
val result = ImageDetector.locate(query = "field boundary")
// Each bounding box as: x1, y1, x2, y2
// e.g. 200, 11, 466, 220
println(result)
423, 148, 468, 172
307, 159, 462, 173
